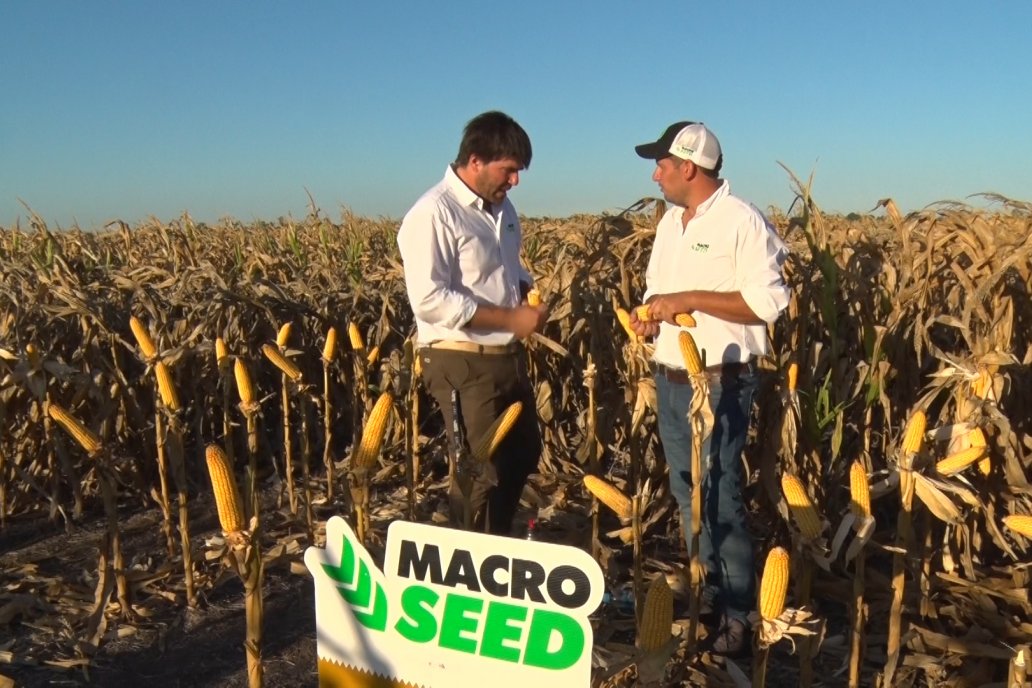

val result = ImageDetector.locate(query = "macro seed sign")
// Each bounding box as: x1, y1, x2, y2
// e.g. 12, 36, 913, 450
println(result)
305, 516, 605, 687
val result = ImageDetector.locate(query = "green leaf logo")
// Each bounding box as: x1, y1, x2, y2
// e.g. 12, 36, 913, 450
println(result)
321, 532, 388, 631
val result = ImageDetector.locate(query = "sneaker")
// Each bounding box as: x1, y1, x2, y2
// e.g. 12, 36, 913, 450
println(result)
710, 616, 750, 658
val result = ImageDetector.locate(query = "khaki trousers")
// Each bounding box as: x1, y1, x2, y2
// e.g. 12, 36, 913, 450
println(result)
419, 347, 541, 535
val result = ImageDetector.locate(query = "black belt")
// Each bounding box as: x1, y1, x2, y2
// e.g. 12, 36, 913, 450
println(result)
657, 358, 756, 384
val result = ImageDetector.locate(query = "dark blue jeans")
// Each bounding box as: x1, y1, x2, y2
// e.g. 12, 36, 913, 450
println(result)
655, 366, 758, 621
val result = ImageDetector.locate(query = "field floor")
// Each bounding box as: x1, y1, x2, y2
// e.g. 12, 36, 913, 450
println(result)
0, 449, 874, 688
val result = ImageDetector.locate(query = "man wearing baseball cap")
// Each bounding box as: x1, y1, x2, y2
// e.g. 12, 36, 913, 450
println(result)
630, 121, 790, 656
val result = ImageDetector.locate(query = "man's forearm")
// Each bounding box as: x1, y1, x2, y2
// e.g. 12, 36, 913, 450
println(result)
465, 304, 515, 332
673, 290, 764, 325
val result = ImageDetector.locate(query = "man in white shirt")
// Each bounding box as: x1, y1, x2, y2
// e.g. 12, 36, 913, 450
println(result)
630, 121, 789, 656
397, 111, 547, 535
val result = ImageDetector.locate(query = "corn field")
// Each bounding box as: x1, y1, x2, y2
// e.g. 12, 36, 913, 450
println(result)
2, 181, 1032, 687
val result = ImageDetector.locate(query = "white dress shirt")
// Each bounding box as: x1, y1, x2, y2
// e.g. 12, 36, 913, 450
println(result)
644, 180, 789, 368
398, 165, 533, 346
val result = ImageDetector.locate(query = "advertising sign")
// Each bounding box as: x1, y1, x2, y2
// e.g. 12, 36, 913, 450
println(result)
305, 516, 604, 687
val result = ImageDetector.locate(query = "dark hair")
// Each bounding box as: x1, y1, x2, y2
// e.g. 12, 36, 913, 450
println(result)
454, 111, 532, 169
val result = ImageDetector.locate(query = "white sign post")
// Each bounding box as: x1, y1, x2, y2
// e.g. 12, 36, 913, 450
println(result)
305, 516, 605, 687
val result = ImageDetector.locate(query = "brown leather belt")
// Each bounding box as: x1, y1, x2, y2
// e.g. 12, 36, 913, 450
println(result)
657, 358, 756, 384
421, 340, 521, 356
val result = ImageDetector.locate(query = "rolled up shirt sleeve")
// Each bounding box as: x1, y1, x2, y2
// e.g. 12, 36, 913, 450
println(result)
736, 218, 790, 324
398, 202, 479, 330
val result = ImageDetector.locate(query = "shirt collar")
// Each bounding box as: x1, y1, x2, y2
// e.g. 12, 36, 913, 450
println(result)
445, 165, 491, 212
677, 179, 730, 222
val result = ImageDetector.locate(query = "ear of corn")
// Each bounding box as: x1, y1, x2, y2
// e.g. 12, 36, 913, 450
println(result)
615, 307, 639, 343
354, 392, 393, 468
936, 445, 988, 475
583, 474, 632, 520
205, 444, 245, 533
348, 322, 365, 351
1003, 515, 1032, 538
235, 358, 256, 405
849, 461, 871, 520
633, 305, 696, 328
975, 427, 991, 475
261, 343, 302, 381
902, 410, 927, 454
471, 401, 522, 462
787, 362, 799, 392
759, 547, 790, 621
215, 337, 230, 367
638, 575, 673, 653
971, 367, 992, 400
527, 289, 541, 306
276, 322, 292, 348
155, 361, 181, 412
323, 327, 338, 363
782, 473, 823, 539
366, 345, 380, 366
678, 330, 703, 375
47, 403, 102, 455
130, 316, 157, 359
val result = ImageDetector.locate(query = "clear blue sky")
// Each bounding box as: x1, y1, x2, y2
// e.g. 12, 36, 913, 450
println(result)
2, 1, 1030, 230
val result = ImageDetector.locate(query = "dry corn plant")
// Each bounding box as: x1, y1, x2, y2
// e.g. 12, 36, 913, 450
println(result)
677, 330, 712, 653
348, 390, 392, 543
205, 443, 263, 688
321, 327, 338, 502
46, 402, 132, 619
234, 357, 263, 523
267, 324, 299, 515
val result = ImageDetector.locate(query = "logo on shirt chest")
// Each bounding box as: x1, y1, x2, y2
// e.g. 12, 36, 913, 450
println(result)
691, 242, 710, 252
505, 223, 515, 232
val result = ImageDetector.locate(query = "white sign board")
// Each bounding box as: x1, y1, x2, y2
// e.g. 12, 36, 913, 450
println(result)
305, 516, 605, 687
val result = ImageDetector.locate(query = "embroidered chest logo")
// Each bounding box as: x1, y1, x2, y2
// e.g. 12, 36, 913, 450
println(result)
691, 242, 710, 252
505, 223, 516, 232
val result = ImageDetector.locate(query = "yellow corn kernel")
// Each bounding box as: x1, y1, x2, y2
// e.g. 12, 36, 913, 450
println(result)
759, 547, 790, 621
354, 392, 393, 468
935, 445, 988, 475
130, 316, 157, 359
782, 473, 823, 539
348, 322, 365, 351
527, 289, 541, 306
849, 461, 871, 520
47, 402, 102, 456
155, 361, 181, 412
276, 322, 292, 348
1003, 515, 1032, 539
678, 330, 703, 375
638, 575, 673, 653
323, 327, 338, 363
205, 444, 245, 533
471, 402, 522, 462
262, 343, 302, 381
234, 358, 256, 406
583, 474, 632, 520
787, 362, 799, 393
901, 410, 927, 454
215, 337, 230, 368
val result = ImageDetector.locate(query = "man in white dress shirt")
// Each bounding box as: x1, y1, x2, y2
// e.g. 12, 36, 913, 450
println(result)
630, 121, 789, 656
397, 111, 547, 535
